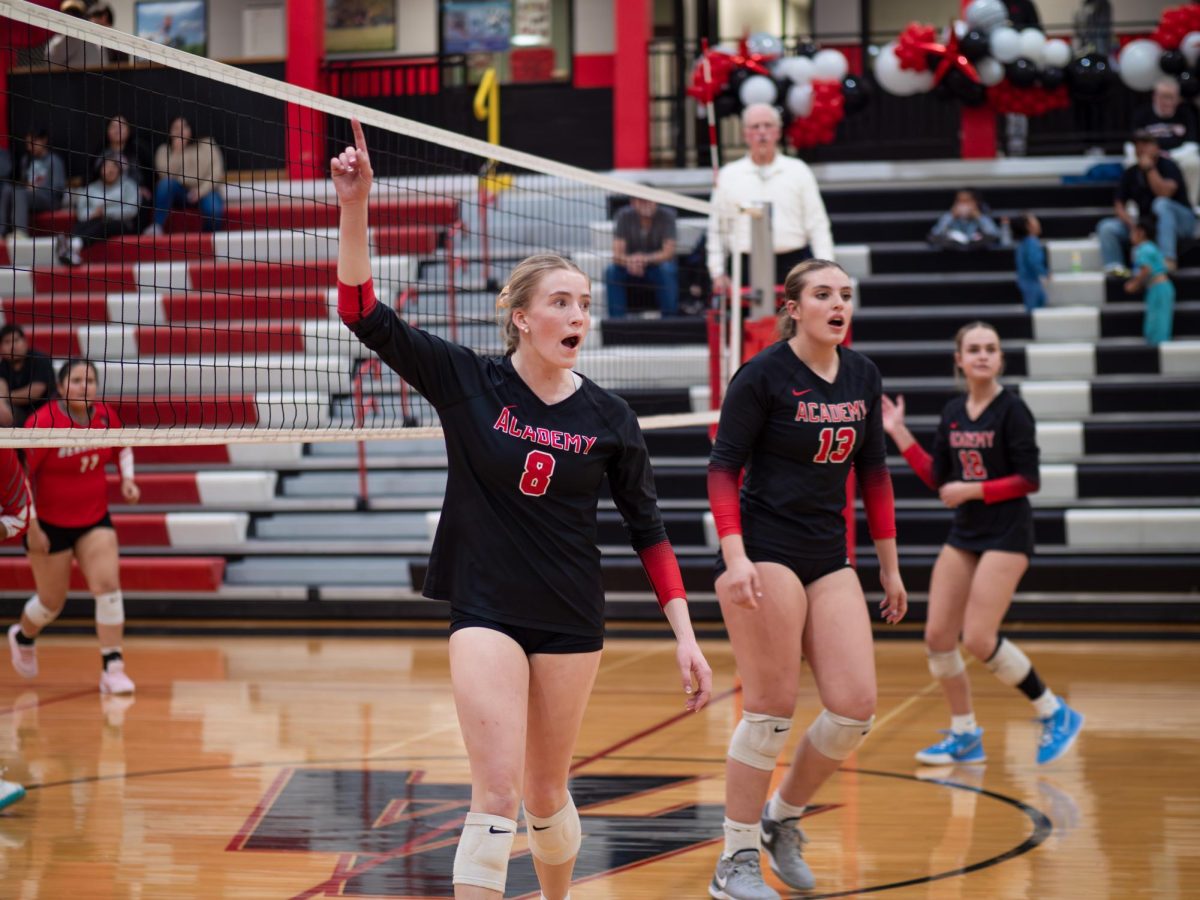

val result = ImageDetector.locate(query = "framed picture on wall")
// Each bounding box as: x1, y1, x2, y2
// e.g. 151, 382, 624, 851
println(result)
325, 0, 397, 54
135, 0, 208, 56
442, 1, 512, 55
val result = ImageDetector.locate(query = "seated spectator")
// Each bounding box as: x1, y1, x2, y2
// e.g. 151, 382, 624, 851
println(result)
45, 0, 110, 68
1125, 215, 1175, 346
1126, 78, 1199, 208
604, 198, 678, 317
147, 117, 225, 234
1099, 130, 1194, 276
56, 152, 140, 266
88, 2, 128, 63
93, 114, 153, 228
1011, 212, 1049, 312
0, 325, 55, 428
927, 189, 1000, 250
0, 128, 67, 239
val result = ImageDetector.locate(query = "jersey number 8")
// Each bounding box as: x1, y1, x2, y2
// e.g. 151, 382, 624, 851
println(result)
520, 450, 556, 496
812, 427, 856, 464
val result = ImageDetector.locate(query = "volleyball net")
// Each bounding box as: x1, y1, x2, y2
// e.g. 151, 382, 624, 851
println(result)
1, 3, 726, 448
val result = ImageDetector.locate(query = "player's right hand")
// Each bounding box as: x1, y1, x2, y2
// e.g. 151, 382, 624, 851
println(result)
880, 393, 905, 435
717, 556, 762, 610
331, 118, 374, 206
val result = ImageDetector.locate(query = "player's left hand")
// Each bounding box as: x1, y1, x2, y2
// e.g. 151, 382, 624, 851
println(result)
879, 568, 907, 624
675, 638, 712, 713
938, 481, 978, 509
121, 478, 140, 504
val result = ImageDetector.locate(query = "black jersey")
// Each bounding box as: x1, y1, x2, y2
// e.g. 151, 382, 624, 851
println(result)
710, 341, 892, 559
345, 304, 668, 637
932, 388, 1040, 550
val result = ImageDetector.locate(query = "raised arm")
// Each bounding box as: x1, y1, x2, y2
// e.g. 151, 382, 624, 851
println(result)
881, 394, 937, 490
334, 118, 374, 292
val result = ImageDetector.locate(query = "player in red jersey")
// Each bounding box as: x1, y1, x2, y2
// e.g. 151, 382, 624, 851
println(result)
332, 119, 711, 900
882, 321, 1083, 768
706, 259, 907, 900
7, 359, 140, 695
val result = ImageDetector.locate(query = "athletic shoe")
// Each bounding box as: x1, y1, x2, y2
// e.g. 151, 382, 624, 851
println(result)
1036, 701, 1083, 765
0, 780, 25, 812
142, 223, 164, 237
760, 805, 815, 891
1103, 264, 1130, 278
7, 625, 37, 679
99, 660, 135, 695
709, 849, 780, 900
915, 727, 986, 765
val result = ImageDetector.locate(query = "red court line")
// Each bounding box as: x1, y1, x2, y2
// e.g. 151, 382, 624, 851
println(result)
0, 688, 97, 716
226, 767, 295, 852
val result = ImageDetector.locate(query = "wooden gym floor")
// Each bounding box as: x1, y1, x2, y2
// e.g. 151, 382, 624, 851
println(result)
0, 629, 1197, 898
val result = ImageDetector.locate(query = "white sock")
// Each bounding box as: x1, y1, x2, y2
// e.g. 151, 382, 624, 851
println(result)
766, 792, 806, 823
950, 713, 977, 734
70, 236, 83, 251
1032, 689, 1059, 719
722, 817, 759, 858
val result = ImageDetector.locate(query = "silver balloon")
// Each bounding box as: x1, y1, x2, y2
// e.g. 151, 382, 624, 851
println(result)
976, 56, 1005, 86
874, 41, 935, 96
738, 74, 779, 107
776, 55, 815, 84
989, 27, 1022, 64
964, 0, 1007, 32
1042, 38, 1072, 69
1118, 39, 1166, 92
746, 32, 784, 59
786, 83, 814, 117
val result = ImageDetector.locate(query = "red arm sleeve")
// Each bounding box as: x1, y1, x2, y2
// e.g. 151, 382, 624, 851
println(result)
337, 278, 379, 324
707, 464, 742, 539
637, 540, 687, 609
901, 443, 938, 491
859, 465, 897, 540
982, 474, 1038, 504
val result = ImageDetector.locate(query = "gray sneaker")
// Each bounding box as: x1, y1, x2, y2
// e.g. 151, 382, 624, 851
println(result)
760, 805, 815, 891
709, 848, 780, 900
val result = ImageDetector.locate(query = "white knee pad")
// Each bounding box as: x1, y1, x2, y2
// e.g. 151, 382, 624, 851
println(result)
927, 648, 966, 680
453, 812, 516, 892
94, 591, 124, 626
806, 709, 874, 761
23, 595, 58, 629
525, 794, 582, 866
984, 638, 1032, 687
728, 711, 792, 771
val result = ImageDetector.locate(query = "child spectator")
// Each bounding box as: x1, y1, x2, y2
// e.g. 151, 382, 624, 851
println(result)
928, 189, 1001, 251
56, 152, 140, 266
1011, 212, 1049, 312
0, 128, 66, 239
1125, 215, 1175, 346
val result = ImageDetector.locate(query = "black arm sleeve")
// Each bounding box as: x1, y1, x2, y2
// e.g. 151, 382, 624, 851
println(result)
606, 404, 669, 551
1005, 397, 1041, 488
709, 364, 769, 474
931, 403, 953, 486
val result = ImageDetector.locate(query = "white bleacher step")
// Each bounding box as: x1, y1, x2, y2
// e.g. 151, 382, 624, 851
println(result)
255, 392, 333, 430
228, 443, 304, 465
1036, 422, 1084, 461
1047, 238, 1102, 274
196, 471, 278, 505
574, 346, 706, 389
166, 512, 250, 546
109, 293, 166, 326
1018, 380, 1091, 419
426, 511, 441, 542
254, 512, 430, 540
1047, 272, 1104, 308
97, 356, 353, 395
6, 236, 59, 268
0, 267, 32, 298
1032, 306, 1100, 342
1033, 464, 1078, 504
1065, 508, 1200, 548
1161, 341, 1200, 376
212, 227, 338, 263
1025, 343, 1096, 379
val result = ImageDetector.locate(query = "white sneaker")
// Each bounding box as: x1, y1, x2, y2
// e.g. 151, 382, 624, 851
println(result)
142, 223, 164, 237
7, 625, 37, 679
0, 780, 25, 812
99, 659, 135, 694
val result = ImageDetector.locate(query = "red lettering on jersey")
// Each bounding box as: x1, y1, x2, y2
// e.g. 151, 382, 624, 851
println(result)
492, 406, 598, 456
519, 450, 556, 496
535, 427, 551, 445
796, 399, 869, 424
949, 430, 995, 449
564, 433, 582, 453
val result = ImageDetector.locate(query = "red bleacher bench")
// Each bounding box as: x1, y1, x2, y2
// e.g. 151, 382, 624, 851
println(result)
0, 556, 225, 591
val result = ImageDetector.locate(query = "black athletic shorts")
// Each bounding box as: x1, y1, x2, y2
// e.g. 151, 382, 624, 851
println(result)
947, 518, 1035, 557
715, 548, 851, 588
449, 611, 604, 655
24, 512, 114, 554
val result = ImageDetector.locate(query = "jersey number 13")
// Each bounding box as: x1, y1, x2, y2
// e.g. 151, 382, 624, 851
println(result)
812, 427, 856, 464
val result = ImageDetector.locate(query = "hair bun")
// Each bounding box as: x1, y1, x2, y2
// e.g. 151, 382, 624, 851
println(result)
496, 285, 511, 310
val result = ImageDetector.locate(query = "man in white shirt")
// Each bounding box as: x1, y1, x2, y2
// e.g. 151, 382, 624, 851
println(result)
707, 103, 834, 296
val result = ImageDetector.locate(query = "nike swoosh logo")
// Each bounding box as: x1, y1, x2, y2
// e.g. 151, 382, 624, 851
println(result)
531, 824, 551, 831
714, 872, 727, 889
773, 725, 790, 732
792, 389, 812, 397
488, 826, 513, 834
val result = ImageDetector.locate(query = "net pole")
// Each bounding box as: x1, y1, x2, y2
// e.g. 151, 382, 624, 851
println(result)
699, 38, 720, 185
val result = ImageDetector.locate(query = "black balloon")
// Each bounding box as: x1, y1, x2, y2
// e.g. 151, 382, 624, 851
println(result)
960, 29, 990, 62
1161, 49, 1187, 75
841, 74, 872, 114
1006, 57, 1038, 87
794, 41, 818, 57
1180, 70, 1200, 98
945, 69, 987, 106
1039, 66, 1065, 89
1067, 53, 1112, 98
714, 91, 742, 118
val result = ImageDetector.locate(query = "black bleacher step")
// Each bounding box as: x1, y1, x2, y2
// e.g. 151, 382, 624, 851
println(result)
1101, 303, 1200, 338
853, 308, 1033, 342
1093, 381, 1200, 414
596, 511, 704, 546
1108, 269, 1200, 305
1084, 420, 1200, 454
869, 345, 1027, 378
614, 388, 692, 416
853, 509, 1065, 547
601, 317, 708, 347
858, 273, 1019, 306
868, 243, 1017, 275
643, 425, 711, 457
833, 209, 1104, 244
1095, 344, 1164, 374
821, 183, 1116, 215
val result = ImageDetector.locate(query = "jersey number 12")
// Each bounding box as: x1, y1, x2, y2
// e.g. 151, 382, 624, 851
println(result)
520, 450, 556, 496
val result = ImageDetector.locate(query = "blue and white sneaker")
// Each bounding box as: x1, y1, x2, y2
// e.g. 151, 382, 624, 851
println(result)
1037, 701, 1084, 765
915, 727, 986, 765
0, 780, 25, 812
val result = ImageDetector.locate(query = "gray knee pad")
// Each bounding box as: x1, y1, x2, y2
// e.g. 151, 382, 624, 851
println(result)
728, 711, 792, 771
23, 595, 58, 629
805, 709, 874, 761
94, 590, 124, 626
525, 794, 582, 866
984, 638, 1032, 687
453, 812, 515, 892
927, 648, 966, 680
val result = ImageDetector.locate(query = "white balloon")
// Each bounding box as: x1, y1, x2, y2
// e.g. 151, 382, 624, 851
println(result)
953, 19, 968, 40
1181, 32, 1200, 68
1042, 38, 1072, 69
989, 27, 1022, 64
776, 55, 815, 84
1018, 28, 1046, 64
747, 32, 784, 59
786, 83, 814, 117
874, 41, 935, 96
812, 48, 848, 82
738, 74, 779, 107
964, 0, 1007, 32
976, 56, 1006, 86
1118, 38, 1166, 92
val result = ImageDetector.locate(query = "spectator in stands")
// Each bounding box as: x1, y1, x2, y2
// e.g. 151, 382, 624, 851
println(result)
45, 0, 110, 67
1074, 0, 1113, 60
1126, 79, 1200, 208
0, 128, 67, 239
1126, 215, 1175, 346
928, 189, 1001, 250
0, 324, 55, 428
56, 152, 140, 266
9, 359, 139, 696
1011, 213, 1048, 311
88, 3, 128, 63
707, 103, 833, 295
147, 117, 225, 234
92, 114, 153, 228
604, 198, 679, 317
1098, 130, 1194, 276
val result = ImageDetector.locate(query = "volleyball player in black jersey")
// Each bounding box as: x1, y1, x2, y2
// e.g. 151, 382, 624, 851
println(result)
707, 259, 907, 900
332, 120, 711, 900
882, 321, 1083, 768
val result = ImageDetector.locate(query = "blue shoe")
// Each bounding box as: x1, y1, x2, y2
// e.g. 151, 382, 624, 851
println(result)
1037, 701, 1084, 765
915, 728, 986, 765
0, 780, 25, 812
